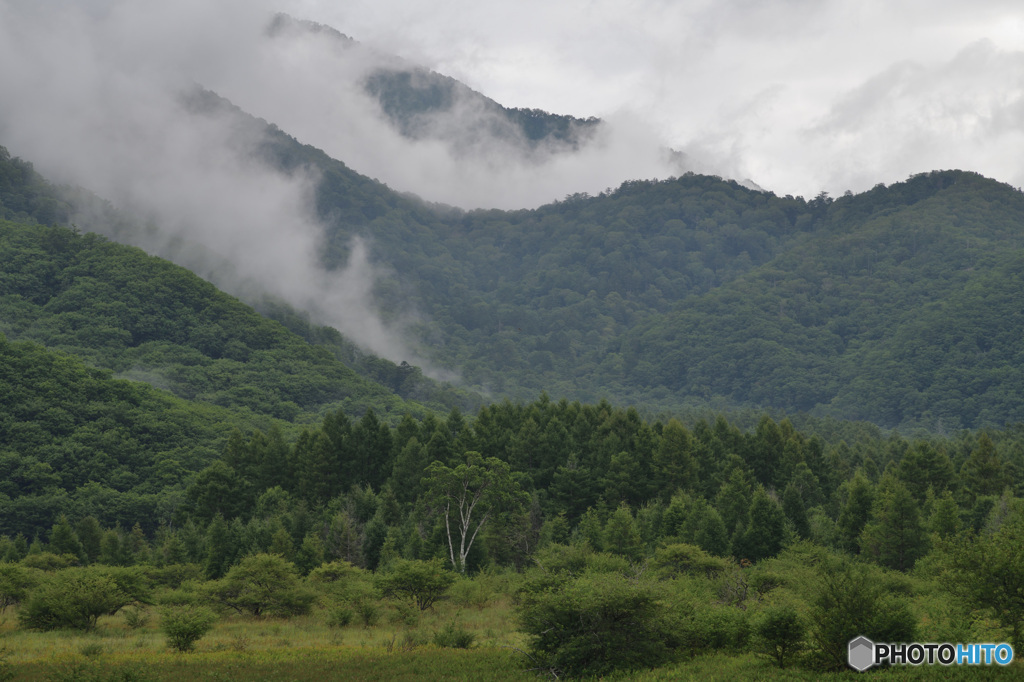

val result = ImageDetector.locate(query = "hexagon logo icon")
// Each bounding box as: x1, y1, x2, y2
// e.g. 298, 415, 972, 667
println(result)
848, 636, 875, 671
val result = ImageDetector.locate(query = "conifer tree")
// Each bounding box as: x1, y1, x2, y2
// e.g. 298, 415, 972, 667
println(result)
858, 475, 927, 571
737, 486, 787, 562
837, 472, 874, 553
603, 502, 644, 561
960, 434, 1009, 503
49, 514, 83, 560
204, 514, 235, 579
75, 516, 103, 564
653, 419, 698, 498
782, 482, 811, 539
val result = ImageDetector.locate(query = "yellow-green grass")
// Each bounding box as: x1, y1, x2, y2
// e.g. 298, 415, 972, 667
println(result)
0, 596, 532, 680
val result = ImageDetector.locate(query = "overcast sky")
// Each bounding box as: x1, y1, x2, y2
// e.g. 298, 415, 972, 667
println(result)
2, 0, 1022, 207
289, 0, 1024, 200
0, 0, 1021, 368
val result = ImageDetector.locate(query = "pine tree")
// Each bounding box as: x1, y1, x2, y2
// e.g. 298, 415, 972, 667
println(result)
603, 502, 644, 561
737, 486, 787, 562
837, 472, 874, 553
653, 419, 698, 498
75, 516, 103, 564
858, 476, 927, 571
782, 482, 811, 539
49, 514, 83, 560
204, 514, 235, 579
390, 437, 427, 507
960, 434, 1009, 504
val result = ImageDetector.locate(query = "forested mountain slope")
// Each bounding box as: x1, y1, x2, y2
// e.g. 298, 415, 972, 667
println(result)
267, 14, 602, 158
625, 172, 1024, 429
8, 86, 1024, 431
0, 331, 246, 535
0, 146, 479, 417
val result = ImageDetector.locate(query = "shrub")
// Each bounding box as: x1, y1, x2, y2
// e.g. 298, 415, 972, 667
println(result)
205, 554, 314, 617
677, 603, 749, 655
810, 557, 916, 670
651, 543, 730, 579
18, 567, 147, 631
516, 571, 678, 678
374, 559, 455, 611
160, 605, 217, 652
307, 560, 373, 603
123, 606, 150, 630
327, 605, 354, 628
432, 620, 476, 649
0, 563, 39, 612
755, 604, 805, 668
354, 599, 379, 627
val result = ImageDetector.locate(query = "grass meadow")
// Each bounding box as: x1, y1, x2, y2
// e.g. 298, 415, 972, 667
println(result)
1, 563, 1022, 681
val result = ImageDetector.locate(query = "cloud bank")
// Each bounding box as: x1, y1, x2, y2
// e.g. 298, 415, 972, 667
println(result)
1, 0, 1022, 373
296, 0, 1024, 198
0, 0, 425, 366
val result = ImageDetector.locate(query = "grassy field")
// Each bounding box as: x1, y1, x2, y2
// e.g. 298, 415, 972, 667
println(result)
0, 596, 539, 681
2, 586, 1021, 681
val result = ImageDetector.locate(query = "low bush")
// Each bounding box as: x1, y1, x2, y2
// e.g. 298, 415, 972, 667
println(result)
433, 621, 476, 649
160, 605, 217, 652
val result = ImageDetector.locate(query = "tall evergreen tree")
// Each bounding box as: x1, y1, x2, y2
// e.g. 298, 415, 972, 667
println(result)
737, 486, 787, 562
837, 472, 875, 553
653, 419, 698, 498
858, 475, 927, 571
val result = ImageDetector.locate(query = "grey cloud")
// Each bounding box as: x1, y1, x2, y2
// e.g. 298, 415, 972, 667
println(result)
0, 0, 429, 369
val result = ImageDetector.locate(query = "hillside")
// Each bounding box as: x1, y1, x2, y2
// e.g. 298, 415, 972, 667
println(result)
0, 147, 480, 418
624, 172, 1024, 430
8, 86, 1024, 431
0, 330, 244, 536
267, 14, 602, 158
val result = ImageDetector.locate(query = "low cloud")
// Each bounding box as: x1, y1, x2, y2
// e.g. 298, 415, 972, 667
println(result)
0, 0, 427, 367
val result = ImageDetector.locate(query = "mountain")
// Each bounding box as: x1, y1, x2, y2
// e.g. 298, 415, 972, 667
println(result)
266, 14, 602, 160
6, 71, 1024, 432
0, 146, 480, 418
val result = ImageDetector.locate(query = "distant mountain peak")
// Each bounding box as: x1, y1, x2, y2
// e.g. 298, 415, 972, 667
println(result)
265, 13, 603, 160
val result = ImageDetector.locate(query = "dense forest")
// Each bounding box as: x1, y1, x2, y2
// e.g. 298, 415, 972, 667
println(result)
3, 67, 1024, 675
143, 93, 1024, 430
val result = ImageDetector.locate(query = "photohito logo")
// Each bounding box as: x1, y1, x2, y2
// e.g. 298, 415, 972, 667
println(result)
848, 636, 1014, 670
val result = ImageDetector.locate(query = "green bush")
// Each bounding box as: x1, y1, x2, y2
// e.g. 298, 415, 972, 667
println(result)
433, 620, 475, 648
516, 571, 679, 678
122, 606, 150, 630
374, 558, 455, 611
0, 563, 39, 612
754, 604, 805, 669
18, 567, 147, 631
810, 557, 916, 670
205, 554, 314, 617
677, 603, 749, 655
160, 605, 217, 652
354, 599, 379, 628
327, 605, 354, 628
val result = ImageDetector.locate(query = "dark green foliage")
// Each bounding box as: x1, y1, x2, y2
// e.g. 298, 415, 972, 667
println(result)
205, 553, 314, 617
18, 566, 148, 631
754, 604, 805, 668
374, 558, 455, 611
736, 487, 787, 562
650, 542, 729, 579
160, 604, 217, 652
432, 620, 476, 649
516, 571, 678, 678
858, 475, 928, 571
0, 218, 426, 421
809, 557, 916, 670
940, 503, 1024, 650
0, 562, 39, 611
